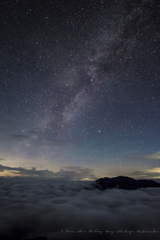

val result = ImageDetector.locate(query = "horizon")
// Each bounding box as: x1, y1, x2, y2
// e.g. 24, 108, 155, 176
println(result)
0, 163, 160, 182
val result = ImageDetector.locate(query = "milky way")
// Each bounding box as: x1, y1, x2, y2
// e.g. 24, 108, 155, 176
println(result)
0, 0, 160, 178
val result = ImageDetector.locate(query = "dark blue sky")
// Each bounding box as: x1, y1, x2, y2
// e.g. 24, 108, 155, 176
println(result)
0, 0, 160, 179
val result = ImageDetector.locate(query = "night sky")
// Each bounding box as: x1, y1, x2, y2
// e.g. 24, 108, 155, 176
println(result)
0, 0, 160, 180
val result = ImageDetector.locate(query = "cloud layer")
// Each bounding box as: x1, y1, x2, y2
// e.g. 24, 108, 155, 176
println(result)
0, 177, 159, 240
131, 167, 160, 179
0, 164, 96, 181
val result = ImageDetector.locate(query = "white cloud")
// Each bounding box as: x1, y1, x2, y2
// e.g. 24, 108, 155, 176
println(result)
131, 167, 160, 179
145, 151, 160, 160
0, 164, 96, 181
0, 177, 159, 240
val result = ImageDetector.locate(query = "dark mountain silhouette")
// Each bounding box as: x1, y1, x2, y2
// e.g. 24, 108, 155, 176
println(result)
93, 176, 160, 190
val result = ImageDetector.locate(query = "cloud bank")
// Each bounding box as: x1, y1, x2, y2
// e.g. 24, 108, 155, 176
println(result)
131, 167, 160, 179
145, 151, 160, 160
0, 164, 96, 181
0, 177, 159, 240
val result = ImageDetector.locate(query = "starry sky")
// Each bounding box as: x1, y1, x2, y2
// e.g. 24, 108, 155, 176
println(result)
0, 0, 160, 180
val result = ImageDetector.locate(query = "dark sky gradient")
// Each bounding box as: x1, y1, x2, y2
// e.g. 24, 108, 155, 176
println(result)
0, 0, 160, 179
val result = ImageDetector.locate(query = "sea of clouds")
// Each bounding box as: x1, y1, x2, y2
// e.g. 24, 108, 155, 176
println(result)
0, 177, 160, 240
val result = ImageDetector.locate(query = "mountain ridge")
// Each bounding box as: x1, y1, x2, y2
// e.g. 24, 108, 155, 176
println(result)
93, 176, 160, 190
